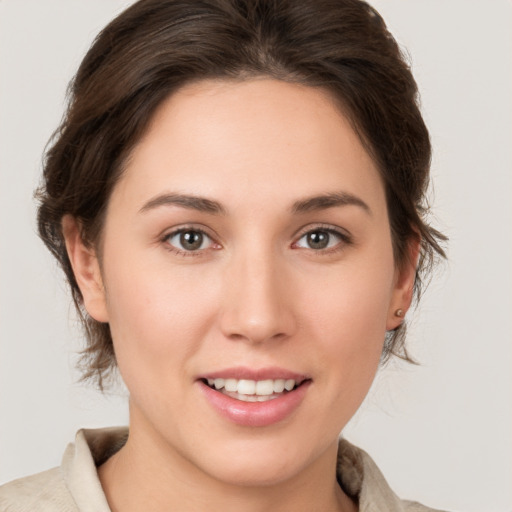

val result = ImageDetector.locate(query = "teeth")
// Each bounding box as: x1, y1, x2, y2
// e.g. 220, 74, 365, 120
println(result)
284, 379, 295, 391
230, 393, 279, 402
238, 379, 256, 395
273, 379, 285, 393
206, 378, 298, 395
224, 378, 238, 392
255, 379, 274, 395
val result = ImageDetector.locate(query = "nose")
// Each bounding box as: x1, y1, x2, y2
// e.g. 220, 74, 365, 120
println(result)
219, 247, 296, 344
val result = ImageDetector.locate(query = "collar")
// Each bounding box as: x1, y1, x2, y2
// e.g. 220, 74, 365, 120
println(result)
62, 427, 410, 511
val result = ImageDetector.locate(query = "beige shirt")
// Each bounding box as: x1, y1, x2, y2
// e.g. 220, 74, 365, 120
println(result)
0, 427, 447, 511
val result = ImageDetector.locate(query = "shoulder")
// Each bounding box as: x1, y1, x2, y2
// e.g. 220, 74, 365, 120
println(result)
0, 427, 127, 512
336, 439, 451, 512
402, 501, 448, 512
0, 467, 78, 512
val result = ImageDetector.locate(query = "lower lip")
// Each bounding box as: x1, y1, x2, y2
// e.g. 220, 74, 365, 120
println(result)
198, 380, 311, 427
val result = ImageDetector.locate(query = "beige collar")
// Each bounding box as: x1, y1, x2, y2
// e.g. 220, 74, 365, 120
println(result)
61, 427, 431, 512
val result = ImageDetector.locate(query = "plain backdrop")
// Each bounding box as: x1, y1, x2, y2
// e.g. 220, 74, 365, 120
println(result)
0, 1, 511, 511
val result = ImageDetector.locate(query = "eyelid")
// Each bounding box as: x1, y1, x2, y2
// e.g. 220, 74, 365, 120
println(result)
291, 223, 353, 252
161, 224, 221, 256
293, 223, 351, 240
159, 222, 352, 256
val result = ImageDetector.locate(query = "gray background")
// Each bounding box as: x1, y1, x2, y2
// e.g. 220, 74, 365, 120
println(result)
1, 1, 511, 510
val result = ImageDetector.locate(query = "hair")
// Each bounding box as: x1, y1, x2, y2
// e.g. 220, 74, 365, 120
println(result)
37, 0, 446, 389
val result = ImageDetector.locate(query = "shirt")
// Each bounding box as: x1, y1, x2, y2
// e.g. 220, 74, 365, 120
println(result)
0, 427, 447, 511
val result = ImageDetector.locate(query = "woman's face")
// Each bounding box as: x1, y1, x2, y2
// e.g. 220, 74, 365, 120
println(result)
71, 79, 414, 486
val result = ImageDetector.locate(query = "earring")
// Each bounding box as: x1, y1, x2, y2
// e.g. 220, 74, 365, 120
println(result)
394, 308, 404, 318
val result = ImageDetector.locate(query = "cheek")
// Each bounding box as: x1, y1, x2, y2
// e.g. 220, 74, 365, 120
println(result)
307, 255, 395, 344
314, 283, 389, 381
302, 249, 396, 394
101, 251, 220, 378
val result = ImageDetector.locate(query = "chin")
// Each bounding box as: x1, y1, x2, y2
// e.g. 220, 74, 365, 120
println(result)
206, 456, 301, 487
190, 434, 328, 488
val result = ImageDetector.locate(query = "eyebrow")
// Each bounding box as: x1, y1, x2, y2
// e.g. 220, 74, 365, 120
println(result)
138, 190, 371, 216
291, 191, 371, 215
139, 193, 227, 215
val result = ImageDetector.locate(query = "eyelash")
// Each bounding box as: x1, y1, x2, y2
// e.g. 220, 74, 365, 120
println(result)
161, 224, 352, 257
293, 224, 353, 255
161, 227, 218, 257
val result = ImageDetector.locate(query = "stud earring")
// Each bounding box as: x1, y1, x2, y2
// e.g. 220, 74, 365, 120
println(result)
394, 308, 404, 318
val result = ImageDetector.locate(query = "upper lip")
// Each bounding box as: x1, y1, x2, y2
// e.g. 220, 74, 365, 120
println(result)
198, 366, 310, 383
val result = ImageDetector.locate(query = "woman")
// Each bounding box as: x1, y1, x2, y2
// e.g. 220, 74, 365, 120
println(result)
0, 0, 450, 510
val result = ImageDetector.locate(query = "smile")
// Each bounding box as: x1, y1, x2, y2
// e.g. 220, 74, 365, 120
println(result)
198, 369, 311, 427
205, 378, 299, 402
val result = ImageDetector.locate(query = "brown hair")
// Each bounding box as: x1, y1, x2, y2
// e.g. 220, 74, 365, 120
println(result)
37, 0, 446, 388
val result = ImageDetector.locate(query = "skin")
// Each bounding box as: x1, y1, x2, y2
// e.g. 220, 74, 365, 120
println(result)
63, 79, 417, 512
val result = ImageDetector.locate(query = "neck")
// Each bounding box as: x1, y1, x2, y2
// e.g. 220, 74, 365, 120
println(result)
98, 409, 357, 512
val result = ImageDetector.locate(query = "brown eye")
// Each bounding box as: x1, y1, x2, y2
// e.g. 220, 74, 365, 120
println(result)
306, 231, 330, 249
166, 229, 211, 252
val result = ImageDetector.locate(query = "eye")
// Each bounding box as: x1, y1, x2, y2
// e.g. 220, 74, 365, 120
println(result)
165, 229, 214, 252
294, 228, 347, 251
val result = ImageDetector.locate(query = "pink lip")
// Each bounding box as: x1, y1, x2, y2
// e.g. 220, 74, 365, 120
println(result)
199, 366, 309, 382
197, 367, 311, 428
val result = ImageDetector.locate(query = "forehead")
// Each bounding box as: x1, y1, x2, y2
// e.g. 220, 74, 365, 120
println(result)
113, 78, 386, 216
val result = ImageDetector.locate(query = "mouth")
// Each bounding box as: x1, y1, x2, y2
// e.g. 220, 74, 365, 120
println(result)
197, 369, 312, 427
200, 377, 307, 402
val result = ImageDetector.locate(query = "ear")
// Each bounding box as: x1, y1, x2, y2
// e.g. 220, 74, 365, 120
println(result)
386, 236, 421, 331
62, 215, 109, 323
